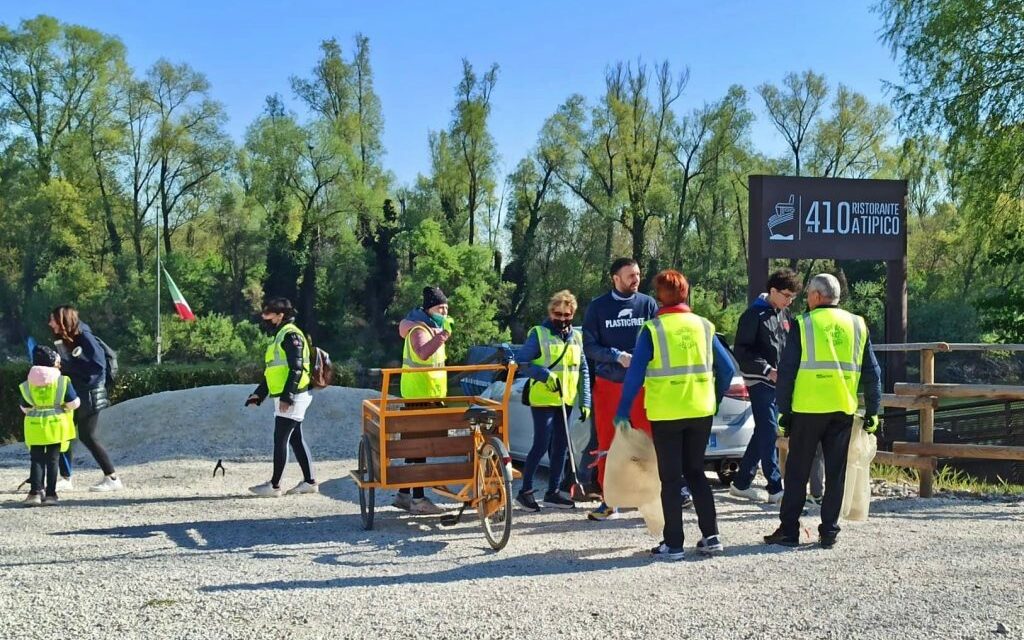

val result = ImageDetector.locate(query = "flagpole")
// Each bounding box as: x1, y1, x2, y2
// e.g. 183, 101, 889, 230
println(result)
156, 208, 162, 365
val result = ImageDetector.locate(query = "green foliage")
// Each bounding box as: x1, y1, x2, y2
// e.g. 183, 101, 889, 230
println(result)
124, 314, 265, 364
396, 219, 509, 361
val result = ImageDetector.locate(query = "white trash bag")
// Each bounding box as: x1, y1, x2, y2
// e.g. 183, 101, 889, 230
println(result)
841, 416, 877, 521
603, 423, 663, 537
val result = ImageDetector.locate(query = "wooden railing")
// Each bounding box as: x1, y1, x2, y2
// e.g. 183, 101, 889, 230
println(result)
872, 343, 1024, 497
778, 342, 1024, 497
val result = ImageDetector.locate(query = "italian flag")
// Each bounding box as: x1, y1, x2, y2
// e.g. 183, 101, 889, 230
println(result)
163, 269, 196, 321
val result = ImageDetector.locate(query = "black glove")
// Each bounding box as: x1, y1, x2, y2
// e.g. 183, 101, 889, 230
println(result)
578, 407, 591, 422
776, 413, 791, 437
244, 394, 263, 407
863, 415, 880, 434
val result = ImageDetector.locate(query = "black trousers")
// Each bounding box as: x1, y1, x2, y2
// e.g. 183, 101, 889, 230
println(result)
651, 416, 717, 549
271, 416, 314, 486
30, 444, 61, 497
779, 412, 853, 539
59, 409, 116, 477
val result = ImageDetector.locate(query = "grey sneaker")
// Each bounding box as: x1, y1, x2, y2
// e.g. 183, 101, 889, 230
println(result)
410, 497, 444, 515
22, 493, 42, 507
729, 484, 765, 502
393, 492, 413, 511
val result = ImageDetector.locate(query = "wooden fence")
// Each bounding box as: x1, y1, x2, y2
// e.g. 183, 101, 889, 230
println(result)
780, 342, 1024, 498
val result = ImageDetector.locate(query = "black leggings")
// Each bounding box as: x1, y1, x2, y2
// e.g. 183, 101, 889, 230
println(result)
272, 416, 314, 487
651, 416, 718, 549
30, 444, 61, 497
59, 410, 115, 477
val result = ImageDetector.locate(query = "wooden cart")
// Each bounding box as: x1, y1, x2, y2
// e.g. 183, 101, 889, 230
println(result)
350, 363, 519, 550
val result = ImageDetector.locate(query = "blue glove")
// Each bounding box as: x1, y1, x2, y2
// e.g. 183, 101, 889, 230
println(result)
776, 413, 790, 437
613, 415, 631, 431
578, 407, 591, 422
863, 415, 880, 434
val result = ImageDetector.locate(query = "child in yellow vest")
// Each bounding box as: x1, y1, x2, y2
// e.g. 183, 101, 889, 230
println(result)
20, 345, 79, 506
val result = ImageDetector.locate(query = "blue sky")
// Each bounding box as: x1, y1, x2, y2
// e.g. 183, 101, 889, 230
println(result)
0, 1, 900, 185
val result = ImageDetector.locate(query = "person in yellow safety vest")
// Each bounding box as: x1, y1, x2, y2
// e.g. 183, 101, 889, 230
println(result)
765, 273, 882, 550
514, 290, 592, 512
613, 270, 736, 561
393, 285, 452, 515
19, 345, 80, 506
245, 297, 318, 498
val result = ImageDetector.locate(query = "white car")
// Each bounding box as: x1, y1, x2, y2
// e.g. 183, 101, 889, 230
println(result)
463, 342, 755, 486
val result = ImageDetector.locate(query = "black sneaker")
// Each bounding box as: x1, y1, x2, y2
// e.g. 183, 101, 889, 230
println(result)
543, 492, 576, 509
696, 534, 724, 554
806, 494, 823, 507
650, 543, 685, 561
819, 534, 837, 549
516, 491, 541, 512
763, 527, 800, 546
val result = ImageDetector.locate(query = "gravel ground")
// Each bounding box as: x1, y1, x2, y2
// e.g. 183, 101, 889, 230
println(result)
1, 386, 1022, 640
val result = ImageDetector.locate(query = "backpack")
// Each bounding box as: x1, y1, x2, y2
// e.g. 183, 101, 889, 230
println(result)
309, 346, 333, 389
93, 336, 118, 389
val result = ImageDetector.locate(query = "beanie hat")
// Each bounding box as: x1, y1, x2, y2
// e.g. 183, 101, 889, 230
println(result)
422, 286, 448, 310
32, 345, 59, 367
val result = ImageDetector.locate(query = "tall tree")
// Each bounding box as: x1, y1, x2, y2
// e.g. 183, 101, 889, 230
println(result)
607, 61, 686, 270
430, 60, 499, 245
757, 70, 828, 177
148, 59, 232, 255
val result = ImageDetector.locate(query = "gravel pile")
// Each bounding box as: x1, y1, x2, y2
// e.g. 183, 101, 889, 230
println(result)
1, 385, 1022, 639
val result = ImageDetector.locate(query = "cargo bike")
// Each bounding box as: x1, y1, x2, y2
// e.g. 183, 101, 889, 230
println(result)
350, 362, 519, 550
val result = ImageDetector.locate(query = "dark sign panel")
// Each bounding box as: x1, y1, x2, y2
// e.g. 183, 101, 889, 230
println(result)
752, 175, 907, 260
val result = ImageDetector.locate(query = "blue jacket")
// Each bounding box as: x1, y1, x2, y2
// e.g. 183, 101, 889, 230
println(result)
615, 308, 736, 420
59, 322, 106, 391
775, 305, 883, 416
582, 290, 659, 383
516, 320, 591, 409
404, 307, 441, 329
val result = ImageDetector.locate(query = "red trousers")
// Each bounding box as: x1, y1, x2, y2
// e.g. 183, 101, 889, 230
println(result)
593, 376, 651, 487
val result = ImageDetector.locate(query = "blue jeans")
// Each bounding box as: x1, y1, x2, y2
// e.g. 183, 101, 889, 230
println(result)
521, 405, 572, 495
734, 383, 783, 494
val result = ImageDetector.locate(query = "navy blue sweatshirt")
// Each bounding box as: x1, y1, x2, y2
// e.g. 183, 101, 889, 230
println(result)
775, 305, 882, 416
615, 306, 736, 419
582, 290, 658, 383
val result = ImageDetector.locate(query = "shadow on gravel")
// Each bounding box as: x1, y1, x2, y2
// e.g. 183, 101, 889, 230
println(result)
200, 548, 654, 592
0, 494, 245, 510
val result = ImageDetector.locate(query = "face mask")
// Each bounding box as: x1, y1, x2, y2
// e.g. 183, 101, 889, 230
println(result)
260, 318, 279, 335
430, 313, 445, 326
552, 318, 572, 333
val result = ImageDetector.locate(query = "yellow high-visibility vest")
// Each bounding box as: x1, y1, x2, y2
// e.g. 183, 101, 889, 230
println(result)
21, 376, 76, 447
527, 326, 583, 407
643, 313, 716, 420
264, 322, 310, 395
401, 324, 447, 399
792, 307, 868, 415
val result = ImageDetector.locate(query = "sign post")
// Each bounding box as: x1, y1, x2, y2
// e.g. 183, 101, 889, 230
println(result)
747, 175, 909, 391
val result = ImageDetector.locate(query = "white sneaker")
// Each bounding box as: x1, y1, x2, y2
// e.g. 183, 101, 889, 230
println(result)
410, 497, 444, 515
249, 482, 282, 497
767, 490, 785, 504
55, 477, 73, 492
89, 476, 124, 492
729, 483, 764, 502
286, 480, 318, 495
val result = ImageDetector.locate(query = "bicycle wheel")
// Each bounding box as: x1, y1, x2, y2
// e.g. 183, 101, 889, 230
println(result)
357, 435, 376, 530
476, 436, 513, 550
